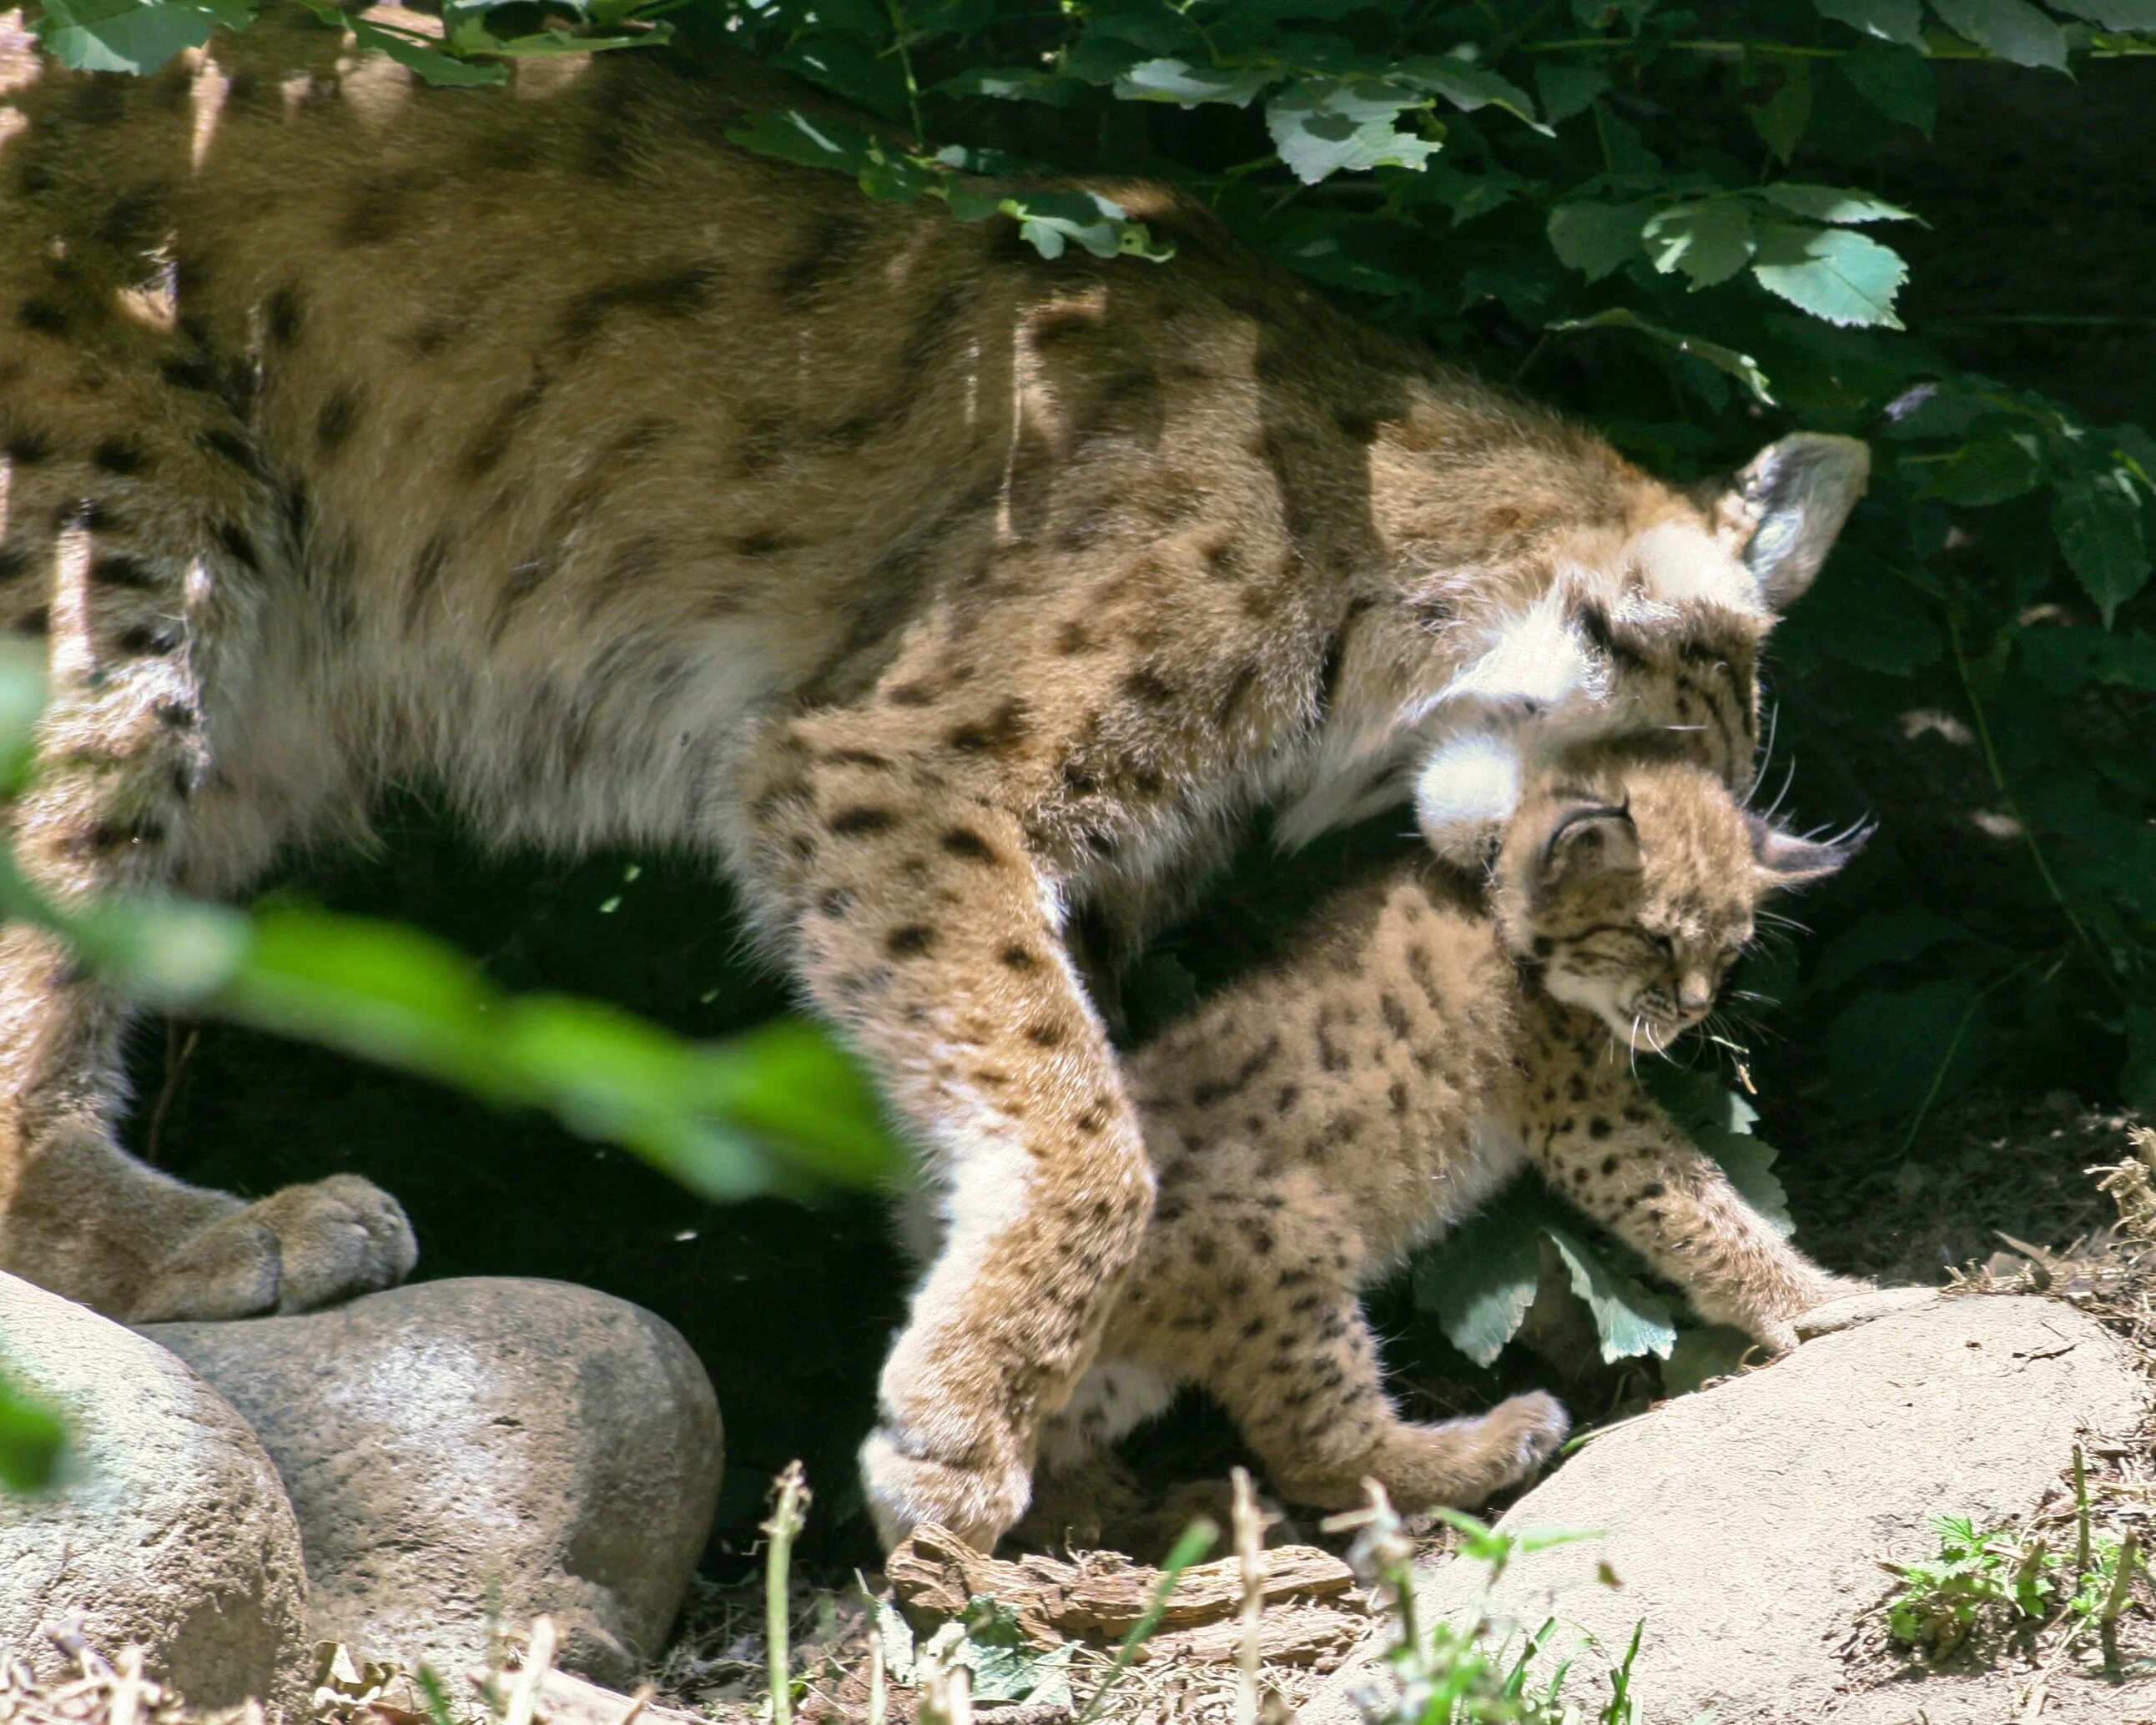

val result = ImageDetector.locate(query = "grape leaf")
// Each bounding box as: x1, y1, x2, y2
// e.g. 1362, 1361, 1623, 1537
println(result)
1267, 78, 1441, 184
1113, 58, 1276, 108
1544, 1220, 1679, 1360
2049, 0, 2156, 26
1535, 61, 1612, 123
1841, 42, 1937, 133
1397, 55, 1542, 127
1809, 908, 1972, 993
36, 0, 228, 74
1750, 221, 1908, 328
1414, 1184, 1545, 1367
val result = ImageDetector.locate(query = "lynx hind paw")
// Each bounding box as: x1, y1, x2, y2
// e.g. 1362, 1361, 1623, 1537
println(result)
134, 1173, 417, 1322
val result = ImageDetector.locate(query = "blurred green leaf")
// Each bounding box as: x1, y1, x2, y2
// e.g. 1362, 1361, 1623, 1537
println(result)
1814, 0, 1927, 43
1841, 43, 1937, 133
1809, 908, 1974, 993
0, 1373, 64, 1494
34, 0, 239, 73
1544, 1220, 1677, 1360
1414, 1182, 1544, 1366
1644, 199, 1756, 289
1830, 980, 1989, 1119
1549, 309, 1776, 405
2053, 469, 2152, 626
1547, 200, 1650, 281
1266, 77, 1442, 183
1928, 0, 2069, 69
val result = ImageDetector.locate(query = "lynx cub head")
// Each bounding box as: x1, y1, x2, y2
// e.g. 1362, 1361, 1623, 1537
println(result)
1490, 760, 1856, 1051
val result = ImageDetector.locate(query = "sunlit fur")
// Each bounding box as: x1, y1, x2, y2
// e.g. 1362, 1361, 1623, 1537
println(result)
1021, 757, 1862, 1541
0, 13, 1867, 1550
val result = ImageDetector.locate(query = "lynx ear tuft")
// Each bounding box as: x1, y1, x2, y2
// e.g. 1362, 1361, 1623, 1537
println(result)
1747, 813, 1868, 890
1718, 433, 1871, 611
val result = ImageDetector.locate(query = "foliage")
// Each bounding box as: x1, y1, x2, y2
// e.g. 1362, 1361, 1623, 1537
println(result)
1337, 1494, 1643, 1724
0, 1372, 64, 1492
1883, 1515, 2059, 1654
1412, 1073, 1792, 1379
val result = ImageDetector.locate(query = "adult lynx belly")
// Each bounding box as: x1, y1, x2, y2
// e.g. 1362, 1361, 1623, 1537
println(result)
0, 7, 1866, 1551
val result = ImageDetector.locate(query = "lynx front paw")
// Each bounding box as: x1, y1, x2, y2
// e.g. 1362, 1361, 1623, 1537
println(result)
1792, 1281, 1940, 1340
861, 1426, 1032, 1551
132, 1174, 417, 1321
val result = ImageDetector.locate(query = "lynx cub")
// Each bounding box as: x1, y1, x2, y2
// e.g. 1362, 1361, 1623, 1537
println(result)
1034, 757, 1866, 1517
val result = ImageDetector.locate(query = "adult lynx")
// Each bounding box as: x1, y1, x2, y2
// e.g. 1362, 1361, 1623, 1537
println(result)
0, 11, 1866, 1546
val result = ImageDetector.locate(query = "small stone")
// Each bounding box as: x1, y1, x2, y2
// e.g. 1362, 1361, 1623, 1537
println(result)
144, 1277, 723, 1687
1302, 1295, 2148, 1725
0, 1272, 311, 1716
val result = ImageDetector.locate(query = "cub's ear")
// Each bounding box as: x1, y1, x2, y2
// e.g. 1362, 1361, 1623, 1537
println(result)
1542, 801, 1640, 886
1747, 814, 1869, 892
1710, 433, 1871, 611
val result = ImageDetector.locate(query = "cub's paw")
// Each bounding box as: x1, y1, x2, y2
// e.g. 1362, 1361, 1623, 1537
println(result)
1480, 1390, 1571, 1490
1793, 1282, 1941, 1341
862, 1426, 1032, 1553
133, 1174, 417, 1321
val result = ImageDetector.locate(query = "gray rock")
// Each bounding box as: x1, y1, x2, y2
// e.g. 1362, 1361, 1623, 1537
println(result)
145, 1277, 723, 1688
1301, 1295, 2148, 1725
0, 1271, 311, 1716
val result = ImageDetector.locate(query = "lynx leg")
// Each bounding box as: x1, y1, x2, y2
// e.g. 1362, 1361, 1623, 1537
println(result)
743, 743, 1154, 1549
1204, 1286, 1565, 1513
1531, 1096, 1846, 1353
0, 251, 411, 1320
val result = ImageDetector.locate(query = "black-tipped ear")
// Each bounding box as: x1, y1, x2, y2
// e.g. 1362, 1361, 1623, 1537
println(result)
1720, 433, 1871, 611
1543, 802, 1640, 885
1748, 813, 1868, 891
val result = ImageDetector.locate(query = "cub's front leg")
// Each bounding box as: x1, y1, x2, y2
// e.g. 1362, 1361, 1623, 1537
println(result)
1525, 1089, 1854, 1355
740, 731, 1154, 1551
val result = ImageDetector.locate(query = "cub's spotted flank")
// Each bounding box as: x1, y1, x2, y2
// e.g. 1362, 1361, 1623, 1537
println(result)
1026, 757, 1868, 1525
0, 10, 1867, 1549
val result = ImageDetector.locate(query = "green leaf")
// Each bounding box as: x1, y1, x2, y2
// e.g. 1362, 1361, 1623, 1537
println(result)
1749, 222, 1908, 328
1534, 61, 1611, 123
1814, 0, 1927, 42
1841, 43, 1937, 134
2053, 470, 2153, 626
1543, 1220, 1678, 1361
1547, 201, 1650, 282
2049, 0, 2156, 27
1922, 425, 2046, 504
1829, 979, 1988, 1119
1755, 184, 1919, 224
1927, 0, 2069, 68
1645, 1073, 1795, 1237
1642, 199, 1756, 288
725, 108, 879, 175
1266, 78, 1441, 184
1396, 55, 1542, 127
1414, 1184, 1546, 1366
2124, 1007, 2156, 1115
1548, 309, 1776, 405
350, 19, 507, 86
1747, 59, 1812, 163
1809, 908, 1972, 993
35, 0, 227, 74
2018, 625, 2156, 694
1113, 58, 1276, 108
0, 1373, 65, 1494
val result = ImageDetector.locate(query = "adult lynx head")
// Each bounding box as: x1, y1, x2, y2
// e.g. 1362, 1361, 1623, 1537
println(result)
1490, 757, 1859, 1052
1280, 422, 1871, 852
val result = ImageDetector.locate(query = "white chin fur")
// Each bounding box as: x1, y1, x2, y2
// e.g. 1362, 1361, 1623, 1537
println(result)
1542, 968, 1645, 1045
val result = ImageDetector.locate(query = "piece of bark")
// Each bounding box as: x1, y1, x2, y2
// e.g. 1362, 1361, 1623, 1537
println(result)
885, 1523, 1360, 1652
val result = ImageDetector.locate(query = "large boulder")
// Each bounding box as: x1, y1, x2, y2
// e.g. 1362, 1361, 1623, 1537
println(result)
0, 1272, 311, 1715
1302, 1295, 2148, 1725
145, 1277, 724, 1688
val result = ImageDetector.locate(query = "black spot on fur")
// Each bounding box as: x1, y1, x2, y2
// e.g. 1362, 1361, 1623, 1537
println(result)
942, 827, 997, 862
264, 285, 304, 350
315, 388, 363, 458
18, 300, 68, 337
774, 214, 873, 307
5, 431, 53, 466
829, 806, 896, 837
885, 924, 936, 958
91, 440, 147, 477
946, 700, 1030, 755
404, 532, 453, 631
90, 554, 159, 589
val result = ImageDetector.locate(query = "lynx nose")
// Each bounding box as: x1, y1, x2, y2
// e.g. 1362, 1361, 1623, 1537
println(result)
1677, 973, 1715, 1018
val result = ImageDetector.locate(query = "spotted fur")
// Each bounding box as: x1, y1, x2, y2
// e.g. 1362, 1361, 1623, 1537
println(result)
0, 10, 1868, 1549
1025, 759, 1863, 1525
